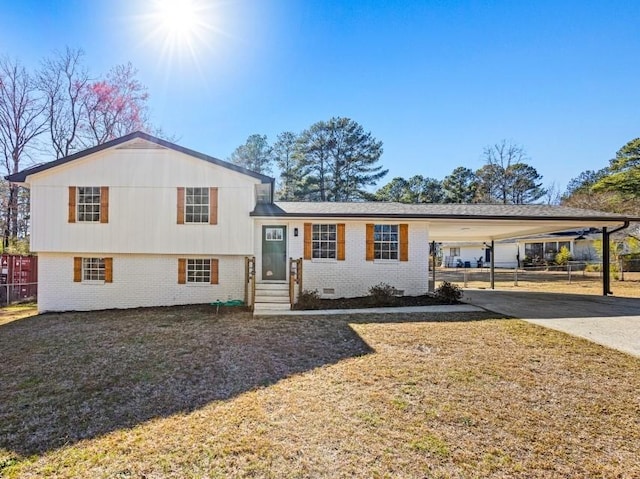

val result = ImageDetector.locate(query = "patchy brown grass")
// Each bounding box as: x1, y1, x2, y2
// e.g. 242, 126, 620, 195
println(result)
0, 303, 38, 326
1, 305, 639, 478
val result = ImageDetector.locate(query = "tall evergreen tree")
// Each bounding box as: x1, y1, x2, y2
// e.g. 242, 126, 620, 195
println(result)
273, 131, 298, 200
294, 117, 387, 201
507, 163, 545, 204
375, 175, 443, 203
593, 137, 640, 198
564, 169, 609, 197
405, 175, 443, 203
292, 122, 333, 200
375, 177, 408, 202
229, 134, 273, 175
442, 166, 477, 203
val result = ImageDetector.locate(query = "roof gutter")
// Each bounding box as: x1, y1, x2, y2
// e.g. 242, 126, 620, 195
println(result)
607, 221, 630, 235
250, 211, 631, 222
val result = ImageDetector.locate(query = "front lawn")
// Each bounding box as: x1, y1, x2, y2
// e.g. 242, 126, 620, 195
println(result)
1, 305, 638, 478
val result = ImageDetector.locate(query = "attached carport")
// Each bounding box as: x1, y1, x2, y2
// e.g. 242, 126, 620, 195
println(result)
405, 204, 638, 296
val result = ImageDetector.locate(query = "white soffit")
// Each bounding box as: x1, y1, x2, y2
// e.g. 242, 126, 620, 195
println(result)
427, 218, 625, 242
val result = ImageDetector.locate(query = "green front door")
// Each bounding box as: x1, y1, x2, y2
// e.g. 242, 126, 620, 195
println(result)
262, 226, 287, 281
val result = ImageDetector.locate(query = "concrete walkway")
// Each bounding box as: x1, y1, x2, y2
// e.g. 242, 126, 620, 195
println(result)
254, 304, 483, 316
463, 289, 640, 357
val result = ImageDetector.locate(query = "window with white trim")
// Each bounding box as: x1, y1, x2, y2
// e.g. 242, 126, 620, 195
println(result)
312, 224, 337, 259
450, 247, 460, 256
77, 187, 101, 222
187, 259, 211, 283
185, 187, 209, 223
374, 224, 398, 260
83, 258, 105, 281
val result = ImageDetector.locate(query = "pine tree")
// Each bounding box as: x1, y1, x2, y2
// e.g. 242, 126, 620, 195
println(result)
273, 131, 298, 200
442, 166, 478, 203
294, 117, 386, 201
229, 134, 273, 175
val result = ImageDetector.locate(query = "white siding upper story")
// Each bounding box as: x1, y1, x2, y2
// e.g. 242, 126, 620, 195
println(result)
28, 146, 261, 255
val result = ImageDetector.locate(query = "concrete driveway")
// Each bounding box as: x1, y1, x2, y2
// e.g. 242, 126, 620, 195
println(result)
463, 289, 640, 357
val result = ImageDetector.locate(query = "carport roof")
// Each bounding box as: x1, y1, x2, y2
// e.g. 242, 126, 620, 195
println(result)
251, 202, 638, 241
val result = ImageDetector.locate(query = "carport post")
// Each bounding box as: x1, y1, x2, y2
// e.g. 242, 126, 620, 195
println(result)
602, 227, 610, 296
602, 221, 631, 296
490, 240, 495, 290
431, 241, 436, 292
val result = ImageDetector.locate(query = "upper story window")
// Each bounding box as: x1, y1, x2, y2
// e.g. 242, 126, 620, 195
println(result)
177, 187, 218, 225
186, 187, 209, 223
312, 224, 337, 259
69, 186, 108, 223
255, 183, 271, 204
77, 187, 101, 222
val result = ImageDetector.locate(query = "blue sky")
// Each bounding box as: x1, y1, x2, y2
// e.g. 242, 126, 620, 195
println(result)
2, 0, 639, 193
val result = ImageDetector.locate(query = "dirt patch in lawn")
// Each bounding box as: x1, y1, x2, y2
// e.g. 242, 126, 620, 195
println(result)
1, 305, 639, 478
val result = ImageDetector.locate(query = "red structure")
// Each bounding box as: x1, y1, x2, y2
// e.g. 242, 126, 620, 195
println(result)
0, 254, 38, 304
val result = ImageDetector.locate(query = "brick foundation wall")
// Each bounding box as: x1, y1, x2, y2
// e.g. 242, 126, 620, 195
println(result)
37, 253, 246, 312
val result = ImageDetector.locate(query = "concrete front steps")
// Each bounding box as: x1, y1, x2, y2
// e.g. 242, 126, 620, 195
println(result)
253, 282, 291, 315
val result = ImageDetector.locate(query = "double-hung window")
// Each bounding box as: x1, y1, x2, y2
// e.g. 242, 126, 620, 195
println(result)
366, 224, 408, 262
69, 186, 108, 223
178, 258, 219, 284
187, 259, 211, 283
304, 223, 345, 261
312, 224, 337, 259
73, 257, 113, 283
374, 224, 399, 260
77, 187, 101, 222
185, 187, 209, 223
83, 258, 105, 281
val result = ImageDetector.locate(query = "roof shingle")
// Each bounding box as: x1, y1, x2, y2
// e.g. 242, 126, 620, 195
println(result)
251, 201, 636, 222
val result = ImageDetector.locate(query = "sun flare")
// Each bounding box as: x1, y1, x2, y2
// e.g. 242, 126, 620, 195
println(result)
155, 0, 199, 39
144, 0, 214, 63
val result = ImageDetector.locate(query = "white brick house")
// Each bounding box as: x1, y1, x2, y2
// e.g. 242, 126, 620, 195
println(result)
7, 132, 635, 312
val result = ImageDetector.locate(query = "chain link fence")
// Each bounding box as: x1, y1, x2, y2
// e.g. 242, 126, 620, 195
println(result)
1, 282, 38, 306
0, 255, 38, 306
433, 259, 640, 290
